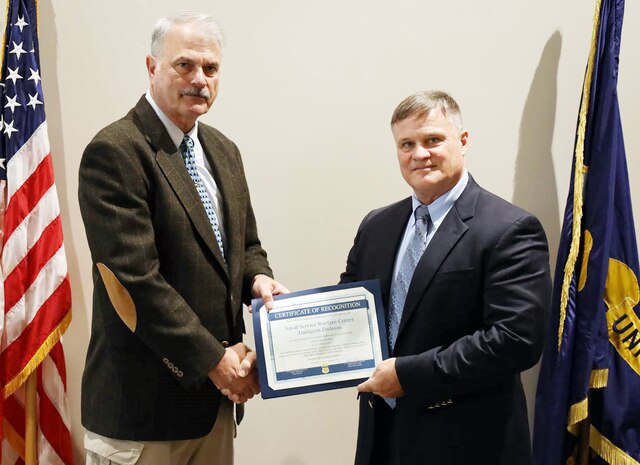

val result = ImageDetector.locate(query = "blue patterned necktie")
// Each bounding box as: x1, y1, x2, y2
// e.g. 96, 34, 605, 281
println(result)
384, 205, 431, 409
180, 135, 226, 262
388, 205, 431, 349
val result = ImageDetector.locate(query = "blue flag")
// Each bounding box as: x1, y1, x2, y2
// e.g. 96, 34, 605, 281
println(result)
532, 0, 639, 463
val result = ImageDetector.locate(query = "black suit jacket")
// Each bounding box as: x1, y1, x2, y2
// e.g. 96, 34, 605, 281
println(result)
340, 176, 551, 465
78, 97, 272, 440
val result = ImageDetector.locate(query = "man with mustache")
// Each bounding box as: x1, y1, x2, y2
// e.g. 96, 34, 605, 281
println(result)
78, 11, 287, 465
341, 90, 551, 465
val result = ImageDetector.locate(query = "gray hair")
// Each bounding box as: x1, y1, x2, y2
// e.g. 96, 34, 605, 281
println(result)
150, 10, 225, 57
391, 90, 463, 133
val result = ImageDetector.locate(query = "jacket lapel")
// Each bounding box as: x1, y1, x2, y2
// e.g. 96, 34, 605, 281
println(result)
198, 127, 241, 278
132, 96, 229, 277
374, 199, 413, 308
396, 176, 481, 341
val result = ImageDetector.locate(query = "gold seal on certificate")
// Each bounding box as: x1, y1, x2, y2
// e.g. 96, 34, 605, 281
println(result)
251, 280, 388, 398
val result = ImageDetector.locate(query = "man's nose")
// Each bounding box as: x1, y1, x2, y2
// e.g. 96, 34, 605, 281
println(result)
191, 67, 207, 87
414, 145, 430, 159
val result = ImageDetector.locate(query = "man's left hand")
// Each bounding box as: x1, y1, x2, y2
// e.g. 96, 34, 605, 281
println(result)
251, 274, 289, 311
357, 358, 404, 398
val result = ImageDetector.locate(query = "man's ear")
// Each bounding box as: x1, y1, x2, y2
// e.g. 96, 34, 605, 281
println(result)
146, 55, 156, 78
459, 130, 469, 155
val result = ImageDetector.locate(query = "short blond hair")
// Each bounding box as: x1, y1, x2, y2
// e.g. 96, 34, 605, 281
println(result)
391, 90, 463, 132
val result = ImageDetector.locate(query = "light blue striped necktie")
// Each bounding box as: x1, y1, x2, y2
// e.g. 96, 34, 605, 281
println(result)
180, 135, 226, 262
388, 204, 431, 349
384, 204, 430, 409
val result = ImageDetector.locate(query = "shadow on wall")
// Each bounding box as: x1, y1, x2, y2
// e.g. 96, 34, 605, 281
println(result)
513, 30, 562, 268
39, 2, 90, 464
512, 31, 562, 437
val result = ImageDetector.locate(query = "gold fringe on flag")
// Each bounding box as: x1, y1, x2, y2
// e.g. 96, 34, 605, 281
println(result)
568, 397, 589, 428
566, 368, 608, 439
557, 0, 602, 351
2, 309, 72, 398
589, 368, 609, 389
590, 426, 640, 465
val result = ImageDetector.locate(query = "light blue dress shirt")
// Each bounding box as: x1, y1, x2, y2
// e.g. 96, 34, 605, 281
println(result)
392, 170, 469, 283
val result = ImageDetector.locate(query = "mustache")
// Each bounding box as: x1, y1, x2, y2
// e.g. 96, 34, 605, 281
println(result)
180, 88, 211, 99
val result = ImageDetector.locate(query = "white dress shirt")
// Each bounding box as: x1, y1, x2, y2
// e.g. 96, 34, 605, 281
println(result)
145, 92, 227, 249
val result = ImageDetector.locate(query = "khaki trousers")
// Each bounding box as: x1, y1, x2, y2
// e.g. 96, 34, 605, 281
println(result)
86, 400, 235, 465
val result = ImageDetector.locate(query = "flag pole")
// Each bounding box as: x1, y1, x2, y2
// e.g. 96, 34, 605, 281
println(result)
25, 372, 37, 465
25, 5, 39, 465
576, 417, 591, 465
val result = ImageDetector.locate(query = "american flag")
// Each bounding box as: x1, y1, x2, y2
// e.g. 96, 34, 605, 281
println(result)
0, 0, 73, 464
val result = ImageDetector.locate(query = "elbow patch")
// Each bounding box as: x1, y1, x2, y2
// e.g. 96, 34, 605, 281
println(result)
96, 262, 138, 332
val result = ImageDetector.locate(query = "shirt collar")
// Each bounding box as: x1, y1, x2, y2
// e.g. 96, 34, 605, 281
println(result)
411, 169, 469, 227
145, 92, 198, 149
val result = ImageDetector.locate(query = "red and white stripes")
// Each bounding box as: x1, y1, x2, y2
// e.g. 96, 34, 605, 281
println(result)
0, 121, 73, 464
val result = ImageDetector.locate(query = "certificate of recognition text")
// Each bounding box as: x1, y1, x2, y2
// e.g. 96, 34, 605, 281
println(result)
253, 281, 387, 398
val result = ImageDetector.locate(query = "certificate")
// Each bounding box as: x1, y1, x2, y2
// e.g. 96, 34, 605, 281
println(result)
252, 280, 388, 399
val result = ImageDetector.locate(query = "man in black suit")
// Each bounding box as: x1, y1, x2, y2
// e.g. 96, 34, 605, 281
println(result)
79, 11, 287, 465
340, 90, 551, 465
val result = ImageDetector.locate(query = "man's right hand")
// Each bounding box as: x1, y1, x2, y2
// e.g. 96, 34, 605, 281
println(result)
208, 343, 260, 404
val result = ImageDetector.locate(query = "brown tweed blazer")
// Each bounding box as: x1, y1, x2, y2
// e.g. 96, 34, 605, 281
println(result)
79, 96, 272, 440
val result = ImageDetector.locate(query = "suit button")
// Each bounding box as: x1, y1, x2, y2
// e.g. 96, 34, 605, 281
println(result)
177, 371, 184, 378
222, 340, 229, 347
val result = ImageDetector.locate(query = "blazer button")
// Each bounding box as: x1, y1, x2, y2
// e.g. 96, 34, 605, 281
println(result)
176, 371, 184, 378
222, 340, 229, 347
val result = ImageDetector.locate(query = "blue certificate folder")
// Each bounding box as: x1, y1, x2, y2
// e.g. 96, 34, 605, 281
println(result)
252, 280, 389, 399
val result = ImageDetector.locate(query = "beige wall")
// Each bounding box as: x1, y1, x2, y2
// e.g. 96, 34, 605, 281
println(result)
31, 0, 640, 464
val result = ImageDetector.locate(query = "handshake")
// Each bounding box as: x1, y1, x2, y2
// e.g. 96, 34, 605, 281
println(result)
208, 342, 260, 404
207, 274, 290, 404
